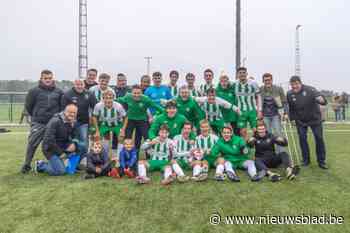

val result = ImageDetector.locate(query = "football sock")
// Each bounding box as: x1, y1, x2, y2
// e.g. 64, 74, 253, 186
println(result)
138, 163, 147, 177
216, 163, 224, 175
172, 163, 185, 176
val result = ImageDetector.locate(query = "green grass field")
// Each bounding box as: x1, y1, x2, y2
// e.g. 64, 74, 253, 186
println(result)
0, 125, 349, 233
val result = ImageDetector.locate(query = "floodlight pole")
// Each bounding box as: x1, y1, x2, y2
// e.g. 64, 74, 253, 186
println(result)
235, 0, 241, 70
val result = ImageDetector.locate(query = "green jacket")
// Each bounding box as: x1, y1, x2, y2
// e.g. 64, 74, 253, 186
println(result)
216, 84, 238, 123
176, 96, 205, 126
116, 94, 163, 121
148, 113, 188, 139
209, 136, 249, 165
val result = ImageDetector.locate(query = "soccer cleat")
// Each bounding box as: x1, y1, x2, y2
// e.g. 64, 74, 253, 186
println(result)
286, 166, 300, 180
251, 174, 262, 182
124, 168, 135, 178
269, 173, 282, 182
226, 171, 240, 182
21, 164, 32, 174
214, 173, 226, 181
108, 168, 120, 179
318, 163, 329, 170
135, 176, 151, 184
83, 173, 96, 179
161, 176, 175, 185
177, 175, 190, 183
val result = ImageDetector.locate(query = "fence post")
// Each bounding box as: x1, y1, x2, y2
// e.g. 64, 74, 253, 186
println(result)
9, 94, 13, 123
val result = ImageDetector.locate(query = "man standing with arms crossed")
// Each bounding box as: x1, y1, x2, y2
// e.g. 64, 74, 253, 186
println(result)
21, 70, 63, 173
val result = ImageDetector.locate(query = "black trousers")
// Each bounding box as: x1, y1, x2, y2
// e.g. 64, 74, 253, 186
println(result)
125, 119, 149, 151
296, 123, 326, 165
24, 122, 46, 166
255, 152, 292, 171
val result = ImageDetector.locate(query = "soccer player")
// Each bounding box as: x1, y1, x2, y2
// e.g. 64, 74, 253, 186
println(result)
91, 90, 126, 157
113, 73, 131, 98
248, 123, 299, 181
144, 71, 172, 114
195, 88, 240, 135
193, 120, 219, 181
140, 75, 151, 94
89, 73, 115, 102
172, 122, 194, 182
168, 70, 180, 97
84, 68, 98, 90
199, 69, 215, 96
216, 74, 239, 134
208, 126, 261, 182
185, 73, 201, 97
148, 100, 188, 139
232, 67, 262, 140
137, 125, 183, 185
175, 85, 205, 131
116, 84, 163, 151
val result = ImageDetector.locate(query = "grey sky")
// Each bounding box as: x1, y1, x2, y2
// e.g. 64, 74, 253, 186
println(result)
1, 0, 349, 92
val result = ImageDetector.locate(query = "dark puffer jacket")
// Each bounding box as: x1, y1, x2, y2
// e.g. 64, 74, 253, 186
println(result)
25, 82, 63, 124
42, 113, 78, 159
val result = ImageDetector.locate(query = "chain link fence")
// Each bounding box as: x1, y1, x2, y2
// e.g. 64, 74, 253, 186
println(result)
0, 91, 349, 124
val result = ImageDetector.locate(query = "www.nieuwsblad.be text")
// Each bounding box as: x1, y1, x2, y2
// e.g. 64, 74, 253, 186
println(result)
209, 213, 344, 225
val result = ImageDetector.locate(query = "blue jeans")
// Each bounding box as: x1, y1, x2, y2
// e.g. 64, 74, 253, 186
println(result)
335, 110, 341, 122
296, 123, 326, 165
77, 123, 88, 155
264, 115, 284, 153
38, 155, 65, 176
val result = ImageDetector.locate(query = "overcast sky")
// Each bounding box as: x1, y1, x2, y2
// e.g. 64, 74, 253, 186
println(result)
1, 0, 349, 92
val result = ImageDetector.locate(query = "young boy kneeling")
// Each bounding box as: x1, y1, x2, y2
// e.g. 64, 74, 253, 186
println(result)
84, 141, 117, 179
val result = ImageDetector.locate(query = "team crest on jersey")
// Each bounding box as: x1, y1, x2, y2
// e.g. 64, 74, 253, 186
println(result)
186, 108, 190, 112
302, 91, 307, 96
173, 123, 177, 128
85, 94, 89, 100
266, 138, 271, 144
139, 103, 144, 107
162, 92, 166, 96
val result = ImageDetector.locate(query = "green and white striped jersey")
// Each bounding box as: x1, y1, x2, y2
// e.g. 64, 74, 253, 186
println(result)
199, 83, 214, 96
232, 81, 259, 112
195, 96, 238, 122
169, 85, 179, 97
141, 138, 175, 160
195, 134, 219, 152
89, 85, 115, 102
188, 86, 201, 97
92, 101, 126, 127
173, 134, 193, 161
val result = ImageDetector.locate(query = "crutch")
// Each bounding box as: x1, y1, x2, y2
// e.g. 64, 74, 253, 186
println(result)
282, 119, 301, 167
